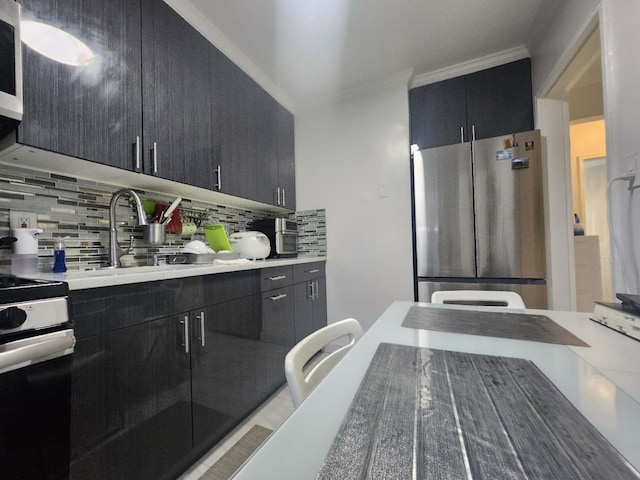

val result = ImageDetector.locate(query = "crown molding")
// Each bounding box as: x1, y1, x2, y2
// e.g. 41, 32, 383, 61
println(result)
163, 0, 296, 113
411, 45, 530, 88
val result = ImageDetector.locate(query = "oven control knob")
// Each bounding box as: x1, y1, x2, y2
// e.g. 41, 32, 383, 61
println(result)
0, 307, 27, 329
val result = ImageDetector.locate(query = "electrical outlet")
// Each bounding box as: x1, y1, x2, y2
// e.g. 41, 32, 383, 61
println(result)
9, 210, 38, 229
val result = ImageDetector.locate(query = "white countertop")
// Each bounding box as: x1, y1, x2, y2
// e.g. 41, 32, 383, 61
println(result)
232, 301, 640, 479
28, 256, 326, 290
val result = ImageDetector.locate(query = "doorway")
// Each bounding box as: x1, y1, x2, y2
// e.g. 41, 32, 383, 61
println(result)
537, 18, 612, 312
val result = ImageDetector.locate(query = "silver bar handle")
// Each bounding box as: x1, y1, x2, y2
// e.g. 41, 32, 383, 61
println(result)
472, 125, 476, 142
269, 275, 287, 281
274, 187, 281, 206
180, 316, 190, 354
307, 269, 320, 274
281, 188, 285, 207
270, 293, 287, 301
0, 330, 75, 375
152, 142, 158, 175
196, 311, 206, 347
134, 136, 141, 171
460, 126, 464, 143
313, 280, 318, 300
214, 165, 222, 190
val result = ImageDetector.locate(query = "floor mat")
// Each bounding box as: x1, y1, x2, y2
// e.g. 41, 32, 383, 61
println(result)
199, 425, 273, 480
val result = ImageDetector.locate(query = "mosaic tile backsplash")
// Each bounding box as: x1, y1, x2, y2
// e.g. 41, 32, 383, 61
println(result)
0, 164, 326, 272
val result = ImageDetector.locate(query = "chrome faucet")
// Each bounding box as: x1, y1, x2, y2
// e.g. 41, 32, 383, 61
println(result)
108, 188, 148, 268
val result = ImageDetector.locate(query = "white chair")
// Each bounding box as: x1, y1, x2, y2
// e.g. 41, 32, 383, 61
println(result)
285, 318, 364, 408
431, 290, 526, 309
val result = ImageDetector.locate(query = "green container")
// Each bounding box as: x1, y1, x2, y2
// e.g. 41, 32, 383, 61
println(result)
203, 224, 232, 252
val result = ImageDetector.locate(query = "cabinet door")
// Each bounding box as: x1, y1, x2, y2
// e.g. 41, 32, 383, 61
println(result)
70, 314, 191, 480
409, 76, 467, 150
191, 296, 259, 450
312, 277, 328, 332
277, 104, 296, 210
464, 58, 534, 140
253, 84, 279, 206
294, 281, 313, 343
210, 46, 257, 200
256, 287, 294, 399
181, 26, 215, 189
143, 0, 211, 183
18, 0, 142, 170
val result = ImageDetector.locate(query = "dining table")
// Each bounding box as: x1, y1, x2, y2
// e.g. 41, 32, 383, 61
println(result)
231, 301, 640, 479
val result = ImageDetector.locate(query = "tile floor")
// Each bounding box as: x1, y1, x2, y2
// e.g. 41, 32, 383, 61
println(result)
178, 386, 295, 479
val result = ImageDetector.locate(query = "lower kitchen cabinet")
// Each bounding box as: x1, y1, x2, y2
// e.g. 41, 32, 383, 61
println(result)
293, 262, 328, 342
256, 285, 295, 399
190, 296, 260, 452
70, 314, 192, 480
68, 263, 325, 479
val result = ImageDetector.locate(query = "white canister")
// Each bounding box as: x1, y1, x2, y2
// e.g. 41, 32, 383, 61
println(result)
11, 228, 43, 254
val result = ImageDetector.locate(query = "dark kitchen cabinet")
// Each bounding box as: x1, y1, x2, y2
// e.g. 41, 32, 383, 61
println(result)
254, 86, 279, 206
276, 104, 296, 210
13, 0, 296, 210
410, 76, 467, 150
293, 262, 327, 342
190, 296, 260, 453
67, 262, 322, 479
410, 58, 533, 150
70, 314, 192, 480
141, 0, 215, 185
17, 0, 143, 171
464, 58, 534, 142
209, 46, 257, 200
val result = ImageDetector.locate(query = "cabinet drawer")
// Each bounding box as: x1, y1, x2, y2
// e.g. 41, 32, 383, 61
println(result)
260, 266, 293, 291
293, 262, 325, 283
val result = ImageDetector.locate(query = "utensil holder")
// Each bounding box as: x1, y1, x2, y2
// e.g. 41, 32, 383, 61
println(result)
142, 223, 166, 245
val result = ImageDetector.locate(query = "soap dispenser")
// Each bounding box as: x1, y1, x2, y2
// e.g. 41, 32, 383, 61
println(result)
52, 239, 67, 273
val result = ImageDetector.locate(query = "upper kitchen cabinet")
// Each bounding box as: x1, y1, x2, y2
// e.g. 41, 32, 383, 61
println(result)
210, 49, 257, 201
464, 58, 534, 141
17, 0, 143, 171
209, 47, 296, 209
141, 0, 214, 186
410, 76, 467, 150
276, 104, 296, 210
409, 58, 533, 150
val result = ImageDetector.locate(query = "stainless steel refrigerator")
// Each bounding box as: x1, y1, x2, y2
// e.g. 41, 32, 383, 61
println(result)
413, 129, 547, 308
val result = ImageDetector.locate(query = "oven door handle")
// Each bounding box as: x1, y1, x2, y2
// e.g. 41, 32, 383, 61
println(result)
0, 329, 76, 375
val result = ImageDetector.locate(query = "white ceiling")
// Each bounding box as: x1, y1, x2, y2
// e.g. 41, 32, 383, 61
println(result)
182, 0, 547, 107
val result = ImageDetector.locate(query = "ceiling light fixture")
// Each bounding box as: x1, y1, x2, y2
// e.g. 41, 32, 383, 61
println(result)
20, 21, 94, 66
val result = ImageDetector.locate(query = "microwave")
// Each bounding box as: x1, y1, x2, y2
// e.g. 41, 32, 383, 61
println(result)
251, 218, 298, 258
0, 0, 22, 138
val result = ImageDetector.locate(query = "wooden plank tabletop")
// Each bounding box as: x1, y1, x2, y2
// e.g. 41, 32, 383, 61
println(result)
318, 343, 638, 479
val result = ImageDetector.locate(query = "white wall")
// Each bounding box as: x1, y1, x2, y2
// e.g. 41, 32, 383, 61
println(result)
295, 79, 414, 330
528, 0, 600, 96
600, 0, 640, 293
530, 0, 640, 295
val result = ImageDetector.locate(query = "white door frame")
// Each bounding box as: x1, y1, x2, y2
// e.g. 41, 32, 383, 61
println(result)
534, 12, 602, 311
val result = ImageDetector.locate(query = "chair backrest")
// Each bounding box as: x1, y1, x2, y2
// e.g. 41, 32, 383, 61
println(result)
431, 290, 526, 309
285, 318, 364, 408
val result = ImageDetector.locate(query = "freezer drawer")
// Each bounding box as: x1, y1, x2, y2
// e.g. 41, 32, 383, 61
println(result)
413, 143, 475, 277
472, 130, 546, 279
417, 280, 548, 309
